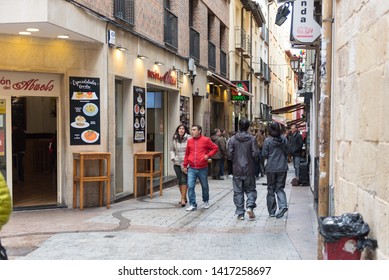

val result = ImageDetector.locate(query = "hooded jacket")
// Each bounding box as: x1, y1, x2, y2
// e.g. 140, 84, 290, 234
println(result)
228, 131, 259, 177
262, 135, 289, 172
0, 173, 12, 230
183, 135, 218, 169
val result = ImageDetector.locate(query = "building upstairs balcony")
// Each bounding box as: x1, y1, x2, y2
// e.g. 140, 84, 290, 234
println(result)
235, 26, 247, 53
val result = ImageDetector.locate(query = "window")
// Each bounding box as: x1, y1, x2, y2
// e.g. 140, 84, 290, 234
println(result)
114, 0, 135, 25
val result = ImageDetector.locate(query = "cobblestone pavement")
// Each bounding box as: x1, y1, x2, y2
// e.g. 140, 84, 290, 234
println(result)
1, 167, 318, 260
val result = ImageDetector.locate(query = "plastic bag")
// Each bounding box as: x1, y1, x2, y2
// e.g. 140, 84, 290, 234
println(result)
318, 212, 370, 242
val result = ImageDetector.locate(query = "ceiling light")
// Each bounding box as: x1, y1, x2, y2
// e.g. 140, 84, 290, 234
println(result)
137, 54, 148, 59
57, 35, 69, 39
19, 31, 31, 35
26, 28, 39, 32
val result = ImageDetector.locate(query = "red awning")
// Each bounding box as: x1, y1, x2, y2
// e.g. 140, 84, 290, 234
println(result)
271, 103, 305, 114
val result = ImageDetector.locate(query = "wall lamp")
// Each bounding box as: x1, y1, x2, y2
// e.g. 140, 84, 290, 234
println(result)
155, 61, 164, 66
116, 46, 128, 51
137, 54, 148, 59
275, 2, 290, 26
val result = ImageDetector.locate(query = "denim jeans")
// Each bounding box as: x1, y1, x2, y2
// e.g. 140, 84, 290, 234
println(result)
266, 171, 287, 214
293, 156, 302, 179
187, 167, 209, 207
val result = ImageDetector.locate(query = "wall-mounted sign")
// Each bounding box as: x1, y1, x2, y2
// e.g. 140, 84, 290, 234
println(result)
291, 0, 321, 43
0, 71, 60, 96
69, 77, 100, 145
133, 86, 146, 143
147, 69, 177, 86
231, 80, 250, 101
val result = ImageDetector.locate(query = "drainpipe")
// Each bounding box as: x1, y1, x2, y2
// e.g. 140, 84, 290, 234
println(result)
317, 0, 333, 260
249, 13, 253, 121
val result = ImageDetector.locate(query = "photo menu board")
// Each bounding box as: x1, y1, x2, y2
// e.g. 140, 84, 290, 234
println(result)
69, 77, 100, 145
133, 86, 146, 143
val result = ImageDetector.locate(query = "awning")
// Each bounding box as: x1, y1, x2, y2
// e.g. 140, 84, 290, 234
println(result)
287, 118, 306, 127
207, 71, 254, 98
207, 71, 236, 88
272, 115, 287, 126
270, 103, 305, 114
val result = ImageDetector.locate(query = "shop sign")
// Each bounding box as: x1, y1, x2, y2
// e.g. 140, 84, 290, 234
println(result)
231, 80, 250, 101
0, 71, 60, 96
69, 77, 101, 145
292, 0, 321, 43
147, 69, 177, 86
133, 86, 146, 143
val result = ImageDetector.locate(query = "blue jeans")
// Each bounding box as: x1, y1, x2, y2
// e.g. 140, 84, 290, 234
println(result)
293, 156, 302, 179
187, 167, 209, 207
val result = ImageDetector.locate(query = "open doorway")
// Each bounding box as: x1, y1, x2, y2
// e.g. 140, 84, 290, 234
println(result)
11, 96, 58, 208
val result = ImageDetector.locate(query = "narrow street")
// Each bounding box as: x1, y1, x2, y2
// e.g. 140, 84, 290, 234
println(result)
2, 165, 318, 260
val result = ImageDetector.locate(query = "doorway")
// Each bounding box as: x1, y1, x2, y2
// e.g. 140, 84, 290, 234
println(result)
11, 96, 58, 208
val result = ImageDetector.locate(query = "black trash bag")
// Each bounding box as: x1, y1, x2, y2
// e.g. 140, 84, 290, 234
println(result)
318, 212, 370, 243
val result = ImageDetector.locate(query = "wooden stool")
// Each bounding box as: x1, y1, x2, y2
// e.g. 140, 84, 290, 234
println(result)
73, 152, 111, 210
134, 152, 163, 199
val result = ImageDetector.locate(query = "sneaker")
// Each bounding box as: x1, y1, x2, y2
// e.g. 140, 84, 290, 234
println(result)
246, 207, 255, 219
269, 213, 276, 217
237, 214, 245, 220
186, 205, 197, 211
228, 174, 233, 178
204, 201, 210, 209
276, 208, 288, 218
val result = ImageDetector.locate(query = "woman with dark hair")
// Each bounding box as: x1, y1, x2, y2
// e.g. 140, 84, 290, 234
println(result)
169, 124, 190, 206
262, 122, 289, 218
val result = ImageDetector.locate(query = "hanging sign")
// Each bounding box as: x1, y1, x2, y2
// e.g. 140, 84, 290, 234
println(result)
292, 0, 321, 43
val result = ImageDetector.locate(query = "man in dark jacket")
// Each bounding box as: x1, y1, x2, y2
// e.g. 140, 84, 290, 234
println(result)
288, 124, 303, 181
228, 118, 260, 220
263, 122, 289, 218
211, 128, 227, 180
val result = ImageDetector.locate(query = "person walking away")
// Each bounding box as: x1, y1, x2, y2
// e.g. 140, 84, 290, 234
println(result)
170, 125, 190, 207
210, 128, 227, 180
228, 119, 260, 220
183, 125, 218, 211
288, 124, 303, 182
12, 124, 26, 183
262, 122, 289, 218
255, 129, 266, 178
0, 172, 12, 260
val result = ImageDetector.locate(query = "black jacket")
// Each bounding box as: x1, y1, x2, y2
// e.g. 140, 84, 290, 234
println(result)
228, 131, 259, 177
288, 132, 303, 156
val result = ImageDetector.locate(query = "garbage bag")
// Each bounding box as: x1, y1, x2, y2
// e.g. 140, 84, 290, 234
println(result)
319, 212, 370, 242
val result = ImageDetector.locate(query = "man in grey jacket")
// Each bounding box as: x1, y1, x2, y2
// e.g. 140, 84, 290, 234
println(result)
228, 118, 260, 220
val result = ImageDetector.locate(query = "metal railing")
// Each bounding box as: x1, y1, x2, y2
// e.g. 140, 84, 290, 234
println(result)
190, 27, 200, 61
164, 8, 178, 49
114, 0, 135, 25
208, 42, 216, 70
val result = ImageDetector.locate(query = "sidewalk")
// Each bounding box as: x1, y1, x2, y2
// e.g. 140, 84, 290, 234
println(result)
1, 165, 318, 260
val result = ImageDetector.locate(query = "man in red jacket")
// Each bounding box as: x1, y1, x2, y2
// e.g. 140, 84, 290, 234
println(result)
183, 124, 218, 211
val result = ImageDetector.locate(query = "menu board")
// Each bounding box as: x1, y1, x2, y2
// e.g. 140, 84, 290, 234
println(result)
180, 96, 190, 128
69, 77, 100, 145
133, 86, 146, 143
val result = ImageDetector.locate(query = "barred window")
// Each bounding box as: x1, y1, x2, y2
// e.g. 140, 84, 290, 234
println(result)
114, 0, 135, 25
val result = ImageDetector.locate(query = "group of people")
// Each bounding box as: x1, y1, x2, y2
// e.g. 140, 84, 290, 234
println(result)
170, 120, 304, 220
